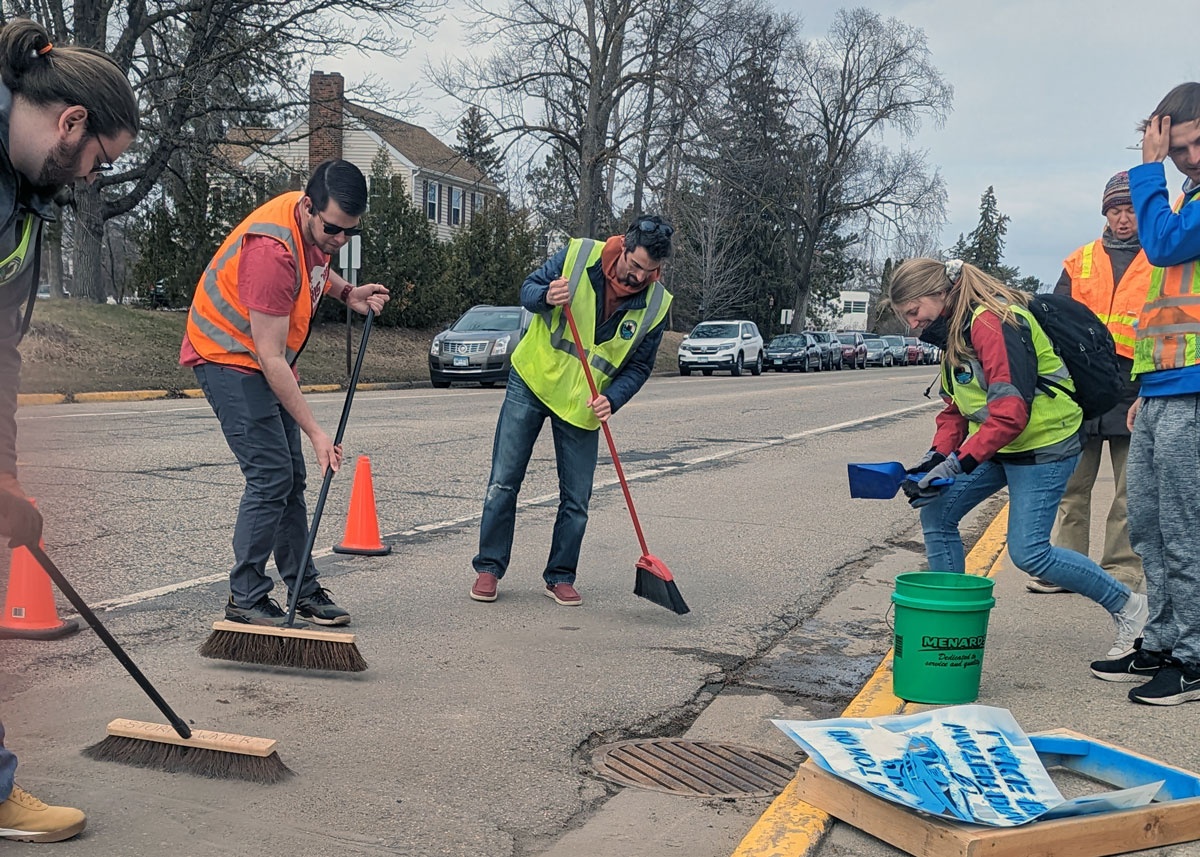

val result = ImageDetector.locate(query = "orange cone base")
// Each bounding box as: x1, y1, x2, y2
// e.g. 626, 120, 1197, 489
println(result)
333, 542, 392, 556
0, 616, 79, 640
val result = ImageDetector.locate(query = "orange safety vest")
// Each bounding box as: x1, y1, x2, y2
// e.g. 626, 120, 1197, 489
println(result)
185, 191, 329, 370
1132, 192, 1200, 376
1062, 239, 1151, 359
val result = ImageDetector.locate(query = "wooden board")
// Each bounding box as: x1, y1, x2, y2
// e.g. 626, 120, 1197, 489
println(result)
105, 718, 278, 758
210, 619, 356, 644
791, 729, 1200, 857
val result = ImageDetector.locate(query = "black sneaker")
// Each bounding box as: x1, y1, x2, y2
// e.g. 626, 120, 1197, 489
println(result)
1129, 662, 1200, 706
225, 595, 309, 628
1090, 639, 1168, 682
294, 587, 350, 626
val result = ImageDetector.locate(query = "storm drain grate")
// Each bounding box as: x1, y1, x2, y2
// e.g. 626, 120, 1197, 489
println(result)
591, 739, 799, 798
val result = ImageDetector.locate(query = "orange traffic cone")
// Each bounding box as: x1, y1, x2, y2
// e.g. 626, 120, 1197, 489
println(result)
0, 507, 80, 639
333, 456, 391, 556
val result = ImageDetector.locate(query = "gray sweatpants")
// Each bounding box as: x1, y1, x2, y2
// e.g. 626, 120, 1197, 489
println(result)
1127, 394, 1200, 666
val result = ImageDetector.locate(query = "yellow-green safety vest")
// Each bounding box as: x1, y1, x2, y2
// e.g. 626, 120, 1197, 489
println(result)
942, 304, 1082, 454
511, 238, 673, 430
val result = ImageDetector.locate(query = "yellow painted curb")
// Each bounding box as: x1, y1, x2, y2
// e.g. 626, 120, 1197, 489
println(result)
17, 393, 67, 406
299, 383, 342, 393
73, 390, 170, 403
731, 504, 1011, 857
177, 388, 206, 398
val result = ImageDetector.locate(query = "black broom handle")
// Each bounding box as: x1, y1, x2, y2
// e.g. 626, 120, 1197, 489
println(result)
26, 543, 192, 740
284, 309, 374, 627
561, 305, 652, 557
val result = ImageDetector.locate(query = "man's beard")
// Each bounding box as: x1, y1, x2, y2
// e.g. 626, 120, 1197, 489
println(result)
35, 138, 86, 190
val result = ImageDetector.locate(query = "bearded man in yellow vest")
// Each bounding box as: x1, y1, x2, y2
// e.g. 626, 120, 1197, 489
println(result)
469, 216, 674, 607
181, 160, 390, 628
1030, 172, 1149, 594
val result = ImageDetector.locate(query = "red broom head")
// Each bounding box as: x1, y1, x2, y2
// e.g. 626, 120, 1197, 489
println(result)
636, 554, 675, 582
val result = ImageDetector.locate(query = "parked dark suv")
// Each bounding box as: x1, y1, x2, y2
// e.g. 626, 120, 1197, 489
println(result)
429, 305, 532, 388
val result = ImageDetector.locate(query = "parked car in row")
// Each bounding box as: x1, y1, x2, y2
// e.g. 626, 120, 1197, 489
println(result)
881, 334, 909, 366
836, 332, 868, 369
863, 335, 892, 367
764, 333, 822, 372
429, 305, 532, 388
678, 320, 764, 376
805, 331, 843, 370
904, 337, 923, 365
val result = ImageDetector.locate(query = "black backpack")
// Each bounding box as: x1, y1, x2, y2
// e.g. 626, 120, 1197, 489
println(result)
1026, 293, 1122, 420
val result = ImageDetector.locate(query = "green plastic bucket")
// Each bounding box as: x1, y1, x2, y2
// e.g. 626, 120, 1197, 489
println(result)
891, 572, 996, 704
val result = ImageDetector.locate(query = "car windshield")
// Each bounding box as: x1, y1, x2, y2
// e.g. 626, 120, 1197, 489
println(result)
768, 335, 802, 347
836, 334, 857, 344
452, 308, 523, 332
883, 335, 904, 346
905, 337, 919, 346
864, 338, 884, 348
691, 323, 739, 338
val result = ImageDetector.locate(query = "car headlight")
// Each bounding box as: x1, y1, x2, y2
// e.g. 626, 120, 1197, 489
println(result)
430, 339, 441, 356
718, 340, 737, 351
492, 334, 511, 356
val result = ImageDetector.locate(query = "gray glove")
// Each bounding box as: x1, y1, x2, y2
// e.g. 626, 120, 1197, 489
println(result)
906, 450, 946, 475
917, 453, 962, 490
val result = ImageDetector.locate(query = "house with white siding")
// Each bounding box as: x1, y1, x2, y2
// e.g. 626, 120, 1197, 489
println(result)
235, 72, 498, 241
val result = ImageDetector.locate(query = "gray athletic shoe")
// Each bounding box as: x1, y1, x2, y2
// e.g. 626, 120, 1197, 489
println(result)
225, 595, 309, 628
295, 586, 351, 626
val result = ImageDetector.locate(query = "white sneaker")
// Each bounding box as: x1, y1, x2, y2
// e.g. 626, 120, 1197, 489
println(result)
1109, 592, 1148, 659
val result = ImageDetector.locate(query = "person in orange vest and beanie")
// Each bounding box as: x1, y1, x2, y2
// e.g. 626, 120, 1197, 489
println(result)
181, 160, 389, 628
1091, 82, 1200, 704
1029, 172, 1149, 594
0, 17, 138, 843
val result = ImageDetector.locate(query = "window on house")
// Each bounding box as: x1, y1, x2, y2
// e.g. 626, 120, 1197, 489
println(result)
843, 300, 868, 314
451, 187, 463, 226
473, 192, 485, 214
427, 181, 440, 221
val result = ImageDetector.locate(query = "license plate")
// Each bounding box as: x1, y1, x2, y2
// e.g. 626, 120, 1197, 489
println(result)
773, 359, 782, 365
698, 356, 708, 362
453, 356, 469, 367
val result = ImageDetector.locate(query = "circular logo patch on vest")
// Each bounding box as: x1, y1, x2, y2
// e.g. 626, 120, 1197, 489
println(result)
954, 365, 974, 384
620, 320, 638, 340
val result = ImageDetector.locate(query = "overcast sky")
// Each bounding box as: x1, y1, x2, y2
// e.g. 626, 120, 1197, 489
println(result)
336, 0, 1200, 283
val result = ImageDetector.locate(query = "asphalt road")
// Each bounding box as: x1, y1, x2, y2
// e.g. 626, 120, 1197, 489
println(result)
2, 362, 947, 856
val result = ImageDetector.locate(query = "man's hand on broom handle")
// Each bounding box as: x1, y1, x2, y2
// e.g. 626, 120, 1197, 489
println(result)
546, 277, 569, 306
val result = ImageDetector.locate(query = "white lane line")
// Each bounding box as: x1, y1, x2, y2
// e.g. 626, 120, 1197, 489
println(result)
87, 400, 938, 612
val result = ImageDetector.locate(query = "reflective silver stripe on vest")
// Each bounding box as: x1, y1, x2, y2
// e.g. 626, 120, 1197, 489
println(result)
191, 222, 303, 363
589, 281, 667, 376
546, 238, 597, 358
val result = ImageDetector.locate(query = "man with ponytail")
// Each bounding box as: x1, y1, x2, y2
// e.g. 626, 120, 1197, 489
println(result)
887, 258, 1148, 671
0, 16, 137, 843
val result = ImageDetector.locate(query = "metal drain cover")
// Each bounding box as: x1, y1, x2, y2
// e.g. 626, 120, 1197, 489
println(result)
591, 739, 799, 798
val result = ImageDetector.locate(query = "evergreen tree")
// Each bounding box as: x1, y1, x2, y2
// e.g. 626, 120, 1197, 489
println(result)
964, 186, 1009, 274
443, 199, 541, 311
454, 106, 503, 183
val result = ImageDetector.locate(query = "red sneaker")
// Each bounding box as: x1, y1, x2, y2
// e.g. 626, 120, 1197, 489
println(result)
470, 573, 498, 602
544, 583, 582, 606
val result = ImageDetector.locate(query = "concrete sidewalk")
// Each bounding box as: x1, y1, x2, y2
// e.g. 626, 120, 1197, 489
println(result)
733, 461, 1200, 857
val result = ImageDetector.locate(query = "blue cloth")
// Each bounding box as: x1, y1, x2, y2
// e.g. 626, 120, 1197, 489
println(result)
1135, 365, 1200, 398
521, 245, 665, 413
919, 456, 1131, 612
472, 370, 599, 584
0, 719, 14, 801
194, 364, 322, 607
1129, 163, 1200, 267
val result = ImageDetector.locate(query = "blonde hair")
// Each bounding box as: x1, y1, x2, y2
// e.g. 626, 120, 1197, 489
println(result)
887, 258, 1029, 367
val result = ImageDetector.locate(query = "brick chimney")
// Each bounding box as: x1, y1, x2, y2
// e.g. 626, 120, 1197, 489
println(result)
309, 71, 344, 168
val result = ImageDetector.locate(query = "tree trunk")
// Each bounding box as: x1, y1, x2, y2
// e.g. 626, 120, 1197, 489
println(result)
74, 186, 107, 302
788, 236, 817, 333
43, 215, 66, 298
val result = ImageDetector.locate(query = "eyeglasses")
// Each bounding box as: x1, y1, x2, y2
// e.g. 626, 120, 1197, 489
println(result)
92, 136, 114, 175
312, 208, 362, 237
636, 218, 673, 238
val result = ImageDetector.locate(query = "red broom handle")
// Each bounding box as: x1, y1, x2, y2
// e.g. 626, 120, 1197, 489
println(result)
562, 304, 651, 557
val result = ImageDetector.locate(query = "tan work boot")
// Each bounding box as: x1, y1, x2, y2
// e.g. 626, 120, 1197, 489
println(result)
0, 785, 86, 842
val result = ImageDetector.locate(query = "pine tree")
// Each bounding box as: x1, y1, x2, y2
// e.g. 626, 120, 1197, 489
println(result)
454, 106, 503, 182
965, 186, 1009, 274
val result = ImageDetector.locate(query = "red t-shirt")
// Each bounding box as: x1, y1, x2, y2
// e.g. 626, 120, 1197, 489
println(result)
180, 214, 330, 371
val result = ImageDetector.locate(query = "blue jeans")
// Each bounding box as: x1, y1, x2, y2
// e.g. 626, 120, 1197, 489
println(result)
920, 455, 1130, 613
473, 371, 599, 585
0, 719, 14, 800
194, 364, 321, 607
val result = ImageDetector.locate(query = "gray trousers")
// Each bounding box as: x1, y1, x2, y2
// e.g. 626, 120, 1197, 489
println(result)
1053, 434, 1143, 587
195, 364, 320, 608
1127, 394, 1200, 665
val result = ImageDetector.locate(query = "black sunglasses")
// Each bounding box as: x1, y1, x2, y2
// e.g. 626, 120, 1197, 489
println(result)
311, 207, 363, 237
636, 218, 673, 238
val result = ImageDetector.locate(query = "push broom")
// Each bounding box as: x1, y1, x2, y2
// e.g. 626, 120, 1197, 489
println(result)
22, 544, 290, 783
199, 310, 375, 672
562, 305, 689, 615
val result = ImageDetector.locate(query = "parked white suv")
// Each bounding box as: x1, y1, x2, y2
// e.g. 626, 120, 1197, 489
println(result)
678, 320, 764, 376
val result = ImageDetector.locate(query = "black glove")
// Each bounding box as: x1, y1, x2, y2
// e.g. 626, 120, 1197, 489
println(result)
0, 491, 42, 548
906, 450, 946, 475
901, 477, 943, 508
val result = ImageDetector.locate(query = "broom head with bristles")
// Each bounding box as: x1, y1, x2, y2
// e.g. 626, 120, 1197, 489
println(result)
83, 718, 292, 784
633, 554, 689, 615
199, 621, 367, 672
